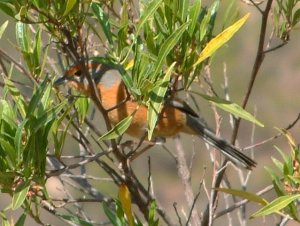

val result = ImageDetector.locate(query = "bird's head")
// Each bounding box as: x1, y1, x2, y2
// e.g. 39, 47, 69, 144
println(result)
54, 60, 112, 85
54, 59, 121, 95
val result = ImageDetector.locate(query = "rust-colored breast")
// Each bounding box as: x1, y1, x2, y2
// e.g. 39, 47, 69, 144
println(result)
98, 80, 195, 138
69, 78, 195, 139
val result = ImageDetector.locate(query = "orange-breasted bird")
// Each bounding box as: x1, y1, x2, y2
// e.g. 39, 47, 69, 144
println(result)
54, 60, 256, 169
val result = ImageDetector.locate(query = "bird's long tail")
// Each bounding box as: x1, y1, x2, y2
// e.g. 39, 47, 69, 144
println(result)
186, 115, 257, 169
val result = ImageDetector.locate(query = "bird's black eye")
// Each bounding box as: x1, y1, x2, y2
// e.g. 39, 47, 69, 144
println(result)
74, 70, 82, 77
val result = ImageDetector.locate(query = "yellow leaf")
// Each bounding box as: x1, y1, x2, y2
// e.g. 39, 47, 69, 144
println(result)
119, 184, 134, 226
193, 13, 250, 67
125, 60, 134, 70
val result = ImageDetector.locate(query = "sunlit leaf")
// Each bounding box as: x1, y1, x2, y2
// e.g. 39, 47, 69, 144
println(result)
103, 202, 123, 226
194, 13, 250, 67
251, 194, 300, 218
0, 20, 8, 39
63, 0, 77, 16
147, 62, 175, 139
99, 113, 136, 140
91, 3, 113, 45
137, 0, 163, 34
12, 185, 30, 210
188, 1, 201, 35
196, 93, 264, 127
151, 22, 189, 80
216, 188, 268, 205
16, 22, 29, 53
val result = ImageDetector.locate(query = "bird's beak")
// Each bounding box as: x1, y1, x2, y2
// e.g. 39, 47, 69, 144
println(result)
53, 76, 67, 87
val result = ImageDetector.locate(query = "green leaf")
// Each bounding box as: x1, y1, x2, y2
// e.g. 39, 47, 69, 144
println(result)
58, 214, 93, 226
147, 62, 175, 140
63, 0, 77, 16
179, 0, 188, 22
194, 13, 250, 67
196, 93, 264, 127
14, 119, 28, 163
15, 213, 26, 226
4, 78, 27, 118
0, 2, 16, 18
137, 0, 163, 34
0, 20, 8, 39
16, 22, 29, 53
99, 114, 135, 140
216, 188, 268, 205
0, 138, 17, 167
31, 100, 67, 133
251, 194, 300, 218
151, 21, 190, 80
33, 29, 42, 74
188, 1, 202, 36
75, 97, 90, 124
12, 185, 30, 210
148, 201, 159, 225
292, 8, 300, 27
27, 78, 48, 117
91, 3, 113, 45
103, 202, 123, 226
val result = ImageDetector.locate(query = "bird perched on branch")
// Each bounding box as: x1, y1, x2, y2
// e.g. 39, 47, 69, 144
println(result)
54, 60, 256, 169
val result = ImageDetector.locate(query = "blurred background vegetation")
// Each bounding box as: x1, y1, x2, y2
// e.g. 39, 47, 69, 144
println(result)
0, 0, 300, 225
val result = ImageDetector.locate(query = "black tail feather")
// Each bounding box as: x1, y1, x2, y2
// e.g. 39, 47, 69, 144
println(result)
186, 115, 257, 169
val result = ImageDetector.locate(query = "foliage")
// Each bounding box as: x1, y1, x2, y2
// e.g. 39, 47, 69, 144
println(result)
0, 0, 299, 225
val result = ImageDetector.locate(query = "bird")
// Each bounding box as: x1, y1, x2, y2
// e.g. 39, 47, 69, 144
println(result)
54, 59, 257, 169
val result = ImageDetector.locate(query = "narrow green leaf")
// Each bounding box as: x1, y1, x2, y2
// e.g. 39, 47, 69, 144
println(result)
196, 93, 264, 127
216, 188, 268, 205
292, 8, 300, 26
179, 0, 188, 22
31, 100, 67, 133
148, 201, 158, 224
91, 3, 113, 45
58, 214, 93, 226
15, 213, 26, 226
27, 78, 48, 117
194, 13, 250, 67
16, 22, 29, 53
4, 78, 27, 118
188, 1, 202, 36
63, 0, 77, 16
12, 185, 30, 210
75, 97, 90, 124
0, 20, 8, 39
137, 0, 163, 34
39, 81, 52, 112
0, 138, 17, 167
103, 202, 123, 226
33, 29, 42, 74
251, 194, 300, 218
151, 21, 190, 80
147, 62, 175, 140
154, 12, 169, 36
14, 119, 28, 163
271, 157, 284, 171
0, 2, 16, 18
99, 114, 134, 140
